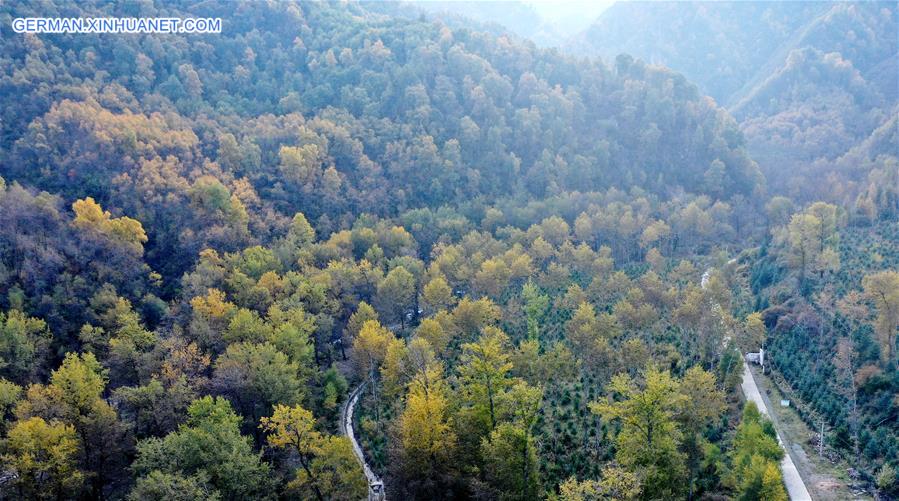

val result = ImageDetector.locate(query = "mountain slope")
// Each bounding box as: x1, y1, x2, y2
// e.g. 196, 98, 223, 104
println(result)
571, 1, 897, 202
0, 1, 762, 210
0, 0, 763, 288
570, 1, 831, 107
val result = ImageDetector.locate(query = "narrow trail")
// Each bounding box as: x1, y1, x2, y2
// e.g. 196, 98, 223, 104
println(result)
341, 381, 385, 500
703, 261, 812, 501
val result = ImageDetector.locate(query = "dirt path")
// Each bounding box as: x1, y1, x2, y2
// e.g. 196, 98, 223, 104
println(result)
341, 381, 385, 499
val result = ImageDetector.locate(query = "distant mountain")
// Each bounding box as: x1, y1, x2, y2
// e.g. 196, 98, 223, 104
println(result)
572, 1, 898, 201
572, 2, 895, 106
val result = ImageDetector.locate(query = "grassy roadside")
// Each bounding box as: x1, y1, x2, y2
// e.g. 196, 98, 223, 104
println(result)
750, 366, 874, 501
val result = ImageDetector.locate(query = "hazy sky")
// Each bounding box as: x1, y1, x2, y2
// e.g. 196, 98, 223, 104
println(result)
408, 0, 617, 46
526, 0, 615, 26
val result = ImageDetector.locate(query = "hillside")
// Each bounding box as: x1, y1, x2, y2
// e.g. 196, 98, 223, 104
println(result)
0, 0, 763, 287
572, 1, 898, 202
571, 2, 827, 105
0, 1, 773, 499
747, 219, 899, 480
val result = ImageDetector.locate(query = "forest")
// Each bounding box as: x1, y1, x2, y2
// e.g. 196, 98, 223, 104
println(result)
0, 1, 896, 500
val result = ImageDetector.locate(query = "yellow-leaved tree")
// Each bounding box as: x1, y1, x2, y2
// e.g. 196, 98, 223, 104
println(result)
73, 197, 148, 254
399, 363, 455, 482
3, 416, 84, 500
862, 270, 899, 364
590, 365, 688, 500
260, 404, 366, 501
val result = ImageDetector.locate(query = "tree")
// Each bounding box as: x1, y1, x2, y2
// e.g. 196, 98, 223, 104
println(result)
833, 337, 861, 465
224, 308, 271, 345
403, 338, 443, 393
15, 352, 130, 499
375, 266, 416, 329
786, 213, 821, 285
862, 270, 899, 364
765, 196, 794, 229
639, 220, 670, 251
343, 302, 378, 359
128, 471, 221, 501
397, 366, 456, 491
481, 423, 539, 501
521, 281, 549, 342
259, 403, 319, 485
718, 345, 745, 391
189, 288, 237, 352
87, 291, 158, 386
559, 476, 605, 500
734, 455, 787, 501
318, 365, 348, 419
3, 416, 84, 500
0, 378, 21, 433
784, 203, 839, 286
451, 297, 502, 342
211, 342, 305, 425
288, 436, 367, 501
703, 159, 726, 197
380, 336, 408, 400
559, 465, 641, 500
117, 338, 210, 437
876, 463, 897, 496
133, 396, 272, 500
567, 302, 615, 377
677, 366, 725, 498
352, 320, 392, 384
287, 212, 316, 247
233, 246, 282, 281
590, 365, 687, 499
422, 275, 454, 315
496, 381, 542, 429
458, 327, 514, 432
474, 258, 512, 299
814, 246, 840, 278
114, 375, 196, 439
758, 461, 788, 501
805, 202, 839, 252
279, 144, 322, 188
267, 306, 316, 369
645, 247, 665, 272
574, 212, 597, 247
595, 466, 642, 501
260, 404, 366, 501
729, 402, 785, 501
677, 366, 725, 430
0, 310, 51, 384
72, 197, 148, 255
416, 317, 451, 356
742, 312, 767, 351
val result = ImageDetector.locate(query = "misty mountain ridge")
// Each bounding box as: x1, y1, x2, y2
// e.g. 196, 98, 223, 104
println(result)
571, 1, 897, 201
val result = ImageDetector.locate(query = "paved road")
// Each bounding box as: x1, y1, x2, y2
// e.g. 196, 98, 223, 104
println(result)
341, 381, 385, 499
703, 263, 812, 501
741, 360, 813, 500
